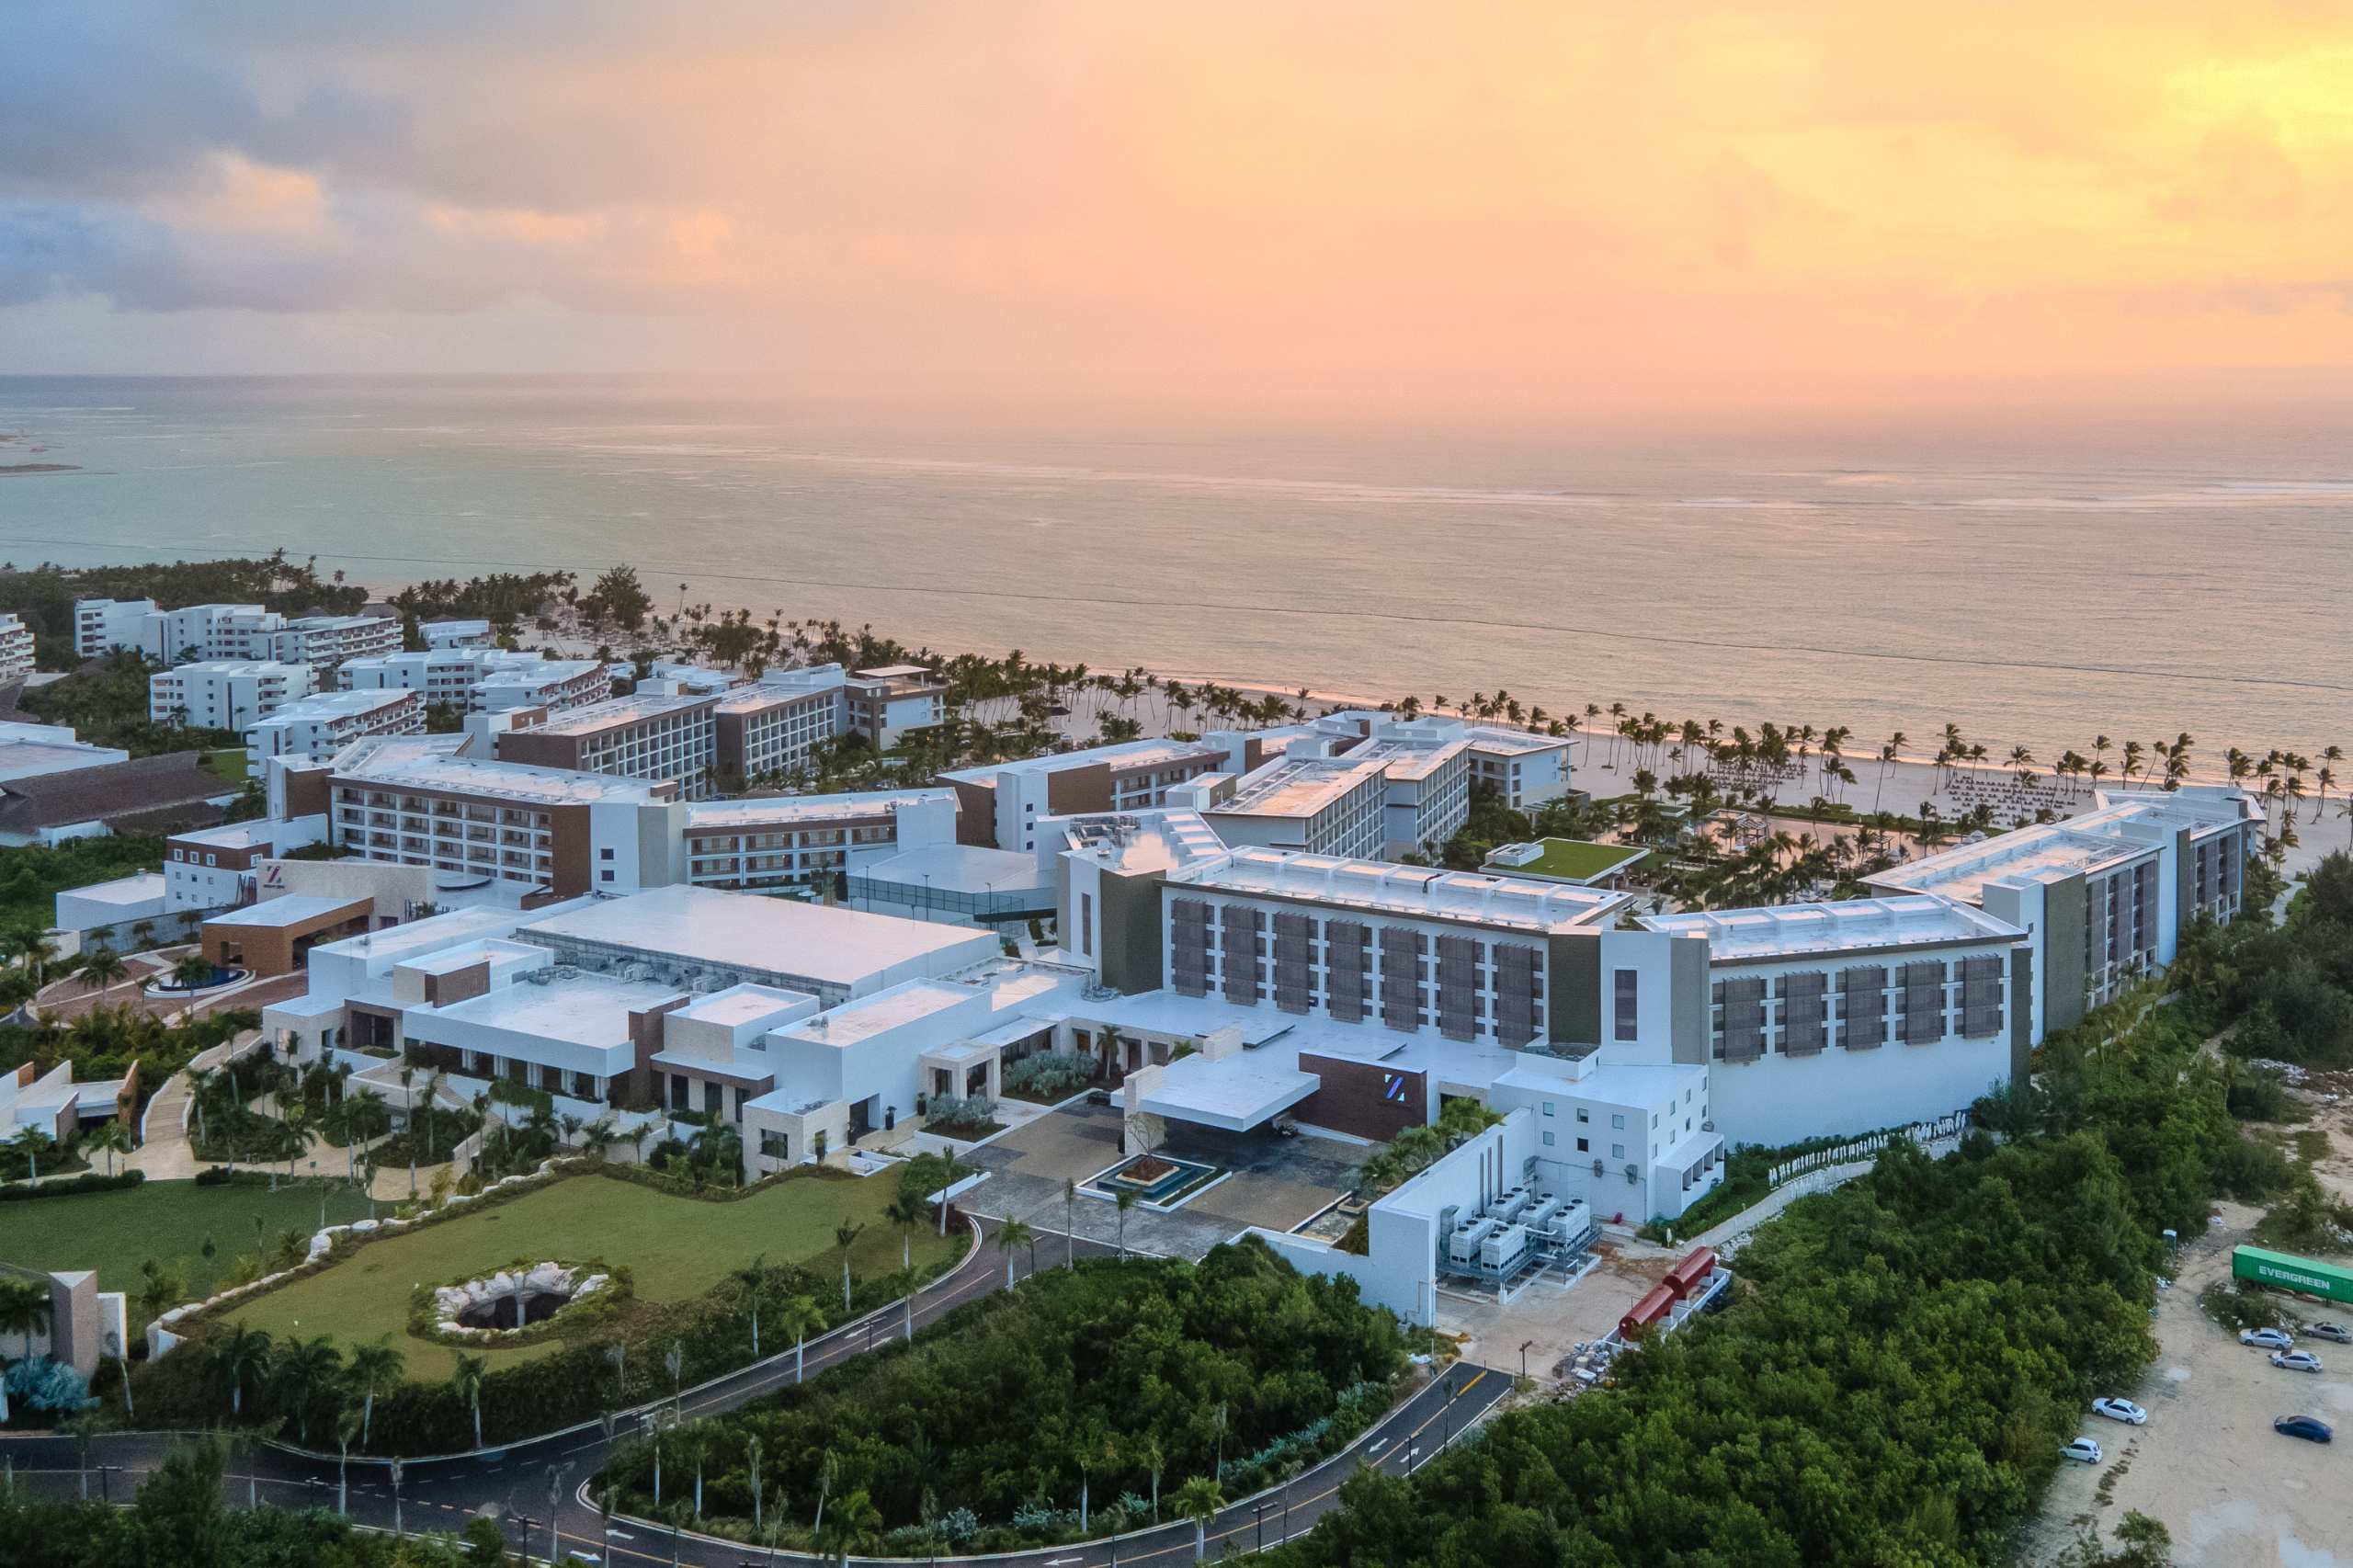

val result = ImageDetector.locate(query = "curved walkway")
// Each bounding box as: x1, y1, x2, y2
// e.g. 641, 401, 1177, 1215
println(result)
0, 1219, 1509, 1565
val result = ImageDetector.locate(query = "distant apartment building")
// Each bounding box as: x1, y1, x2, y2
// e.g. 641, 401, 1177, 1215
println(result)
1185, 751, 1391, 860
680, 790, 960, 892
0, 613, 35, 681
245, 688, 425, 773
74, 598, 396, 672
1342, 723, 1474, 857
1300, 710, 1573, 811
74, 597, 160, 659
494, 691, 722, 798
340, 648, 609, 714
844, 665, 947, 748
150, 660, 316, 732
941, 737, 1232, 852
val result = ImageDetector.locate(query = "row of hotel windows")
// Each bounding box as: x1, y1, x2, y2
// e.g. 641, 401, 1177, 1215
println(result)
1168, 899, 1545, 1045
1705, 957, 2006, 1062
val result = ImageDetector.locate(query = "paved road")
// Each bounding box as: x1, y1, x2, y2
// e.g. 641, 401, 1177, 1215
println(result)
0, 1219, 1509, 1564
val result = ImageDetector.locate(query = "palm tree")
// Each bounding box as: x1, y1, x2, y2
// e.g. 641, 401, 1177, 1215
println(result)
778, 1294, 824, 1384
728, 1256, 770, 1358
1174, 1475, 1226, 1563
996, 1216, 1034, 1290
76, 946, 129, 995
212, 1322, 272, 1416
1114, 1187, 1138, 1258
347, 1336, 405, 1449
335, 1405, 362, 1515
818, 1485, 884, 1567
83, 1117, 132, 1176
0, 1276, 51, 1364
450, 1350, 488, 1449
745, 1433, 766, 1534
834, 1218, 866, 1311
884, 1190, 923, 1273
172, 951, 217, 989
271, 1333, 344, 1444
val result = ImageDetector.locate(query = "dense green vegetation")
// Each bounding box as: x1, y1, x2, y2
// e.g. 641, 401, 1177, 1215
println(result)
0, 1436, 500, 1568
17, 652, 242, 756
387, 569, 574, 630
2180, 849, 2353, 1067
1267, 894, 2309, 1568
0, 1004, 256, 1116
601, 1238, 1408, 1554
0, 552, 368, 669
0, 836, 172, 935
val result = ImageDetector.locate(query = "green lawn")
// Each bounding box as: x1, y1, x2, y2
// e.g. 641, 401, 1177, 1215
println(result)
0, 1178, 375, 1304
222, 1170, 955, 1380
1492, 836, 1647, 883
199, 747, 249, 784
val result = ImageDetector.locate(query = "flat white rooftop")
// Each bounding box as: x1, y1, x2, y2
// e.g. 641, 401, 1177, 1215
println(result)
334, 734, 669, 804
774, 978, 976, 1046
206, 893, 362, 929
1211, 755, 1386, 819
674, 982, 818, 1029
429, 971, 680, 1047
1461, 724, 1569, 756
1641, 895, 2024, 960
526, 690, 714, 733
1176, 847, 1627, 934
1345, 733, 1470, 783
939, 737, 1222, 787
1138, 1052, 1319, 1132
313, 899, 596, 965
684, 788, 951, 830
62, 871, 166, 907
516, 886, 996, 988
256, 688, 415, 722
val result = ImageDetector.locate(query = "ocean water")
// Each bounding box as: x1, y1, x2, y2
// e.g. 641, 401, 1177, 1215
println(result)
0, 374, 2345, 766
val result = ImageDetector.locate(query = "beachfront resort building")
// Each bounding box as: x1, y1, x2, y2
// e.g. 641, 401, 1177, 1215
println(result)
245, 688, 425, 772
844, 665, 947, 747
1185, 751, 1391, 860
419, 619, 497, 650
78, 600, 397, 672
1246, 710, 1574, 812
162, 815, 332, 912
710, 665, 850, 784
339, 648, 610, 715
679, 790, 960, 892
941, 736, 1232, 852
494, 690, 722, 798
149, 660, 316, 732
1864, 784, 2262, 1042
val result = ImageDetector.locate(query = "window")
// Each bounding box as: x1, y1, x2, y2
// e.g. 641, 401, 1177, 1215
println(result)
1541, 1131, 1555, 1147
1613, 968, 1639, 1040
599, 846, 614, 860
1542, 1101, 1555, 1118
600, 869, 614, 882
1611, 1143, 1625, 1160
1575, 1108, 1589, 1123
1080, 892, 1093, 959
1576, 1137, 1589, 1153
1610, 1113, 1625, 1130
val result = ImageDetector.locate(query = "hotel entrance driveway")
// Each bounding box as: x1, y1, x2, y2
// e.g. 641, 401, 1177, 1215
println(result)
961, 1100, 1370, 1262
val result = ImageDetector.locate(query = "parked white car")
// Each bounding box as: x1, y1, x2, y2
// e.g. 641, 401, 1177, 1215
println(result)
2092, 1398, 2148, 1426
2306, 1322, 2352, 1345
2241, 1327, 2295, 1350
2061, 1437, 2105, 1464
2271, 1350, 2325, 1374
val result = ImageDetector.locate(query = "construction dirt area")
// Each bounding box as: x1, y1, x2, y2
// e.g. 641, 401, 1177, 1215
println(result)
1441, 1232, 1684, 1382
2019, 1065, 2353, 1568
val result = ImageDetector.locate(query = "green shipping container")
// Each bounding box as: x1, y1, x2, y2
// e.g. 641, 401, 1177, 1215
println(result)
2232, 1244, 2353, 1306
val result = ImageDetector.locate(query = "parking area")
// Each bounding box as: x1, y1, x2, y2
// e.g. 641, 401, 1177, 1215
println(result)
1439, 1234, 1682, 1379
2021, 1199, 2349, 1566
960, 1100, 1368, 1260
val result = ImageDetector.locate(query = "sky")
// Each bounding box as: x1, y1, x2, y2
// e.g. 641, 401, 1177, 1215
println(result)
2, 1, 2349, 416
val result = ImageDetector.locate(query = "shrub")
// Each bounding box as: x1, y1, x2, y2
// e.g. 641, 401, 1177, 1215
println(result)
1003, 1053, 1091, 1101
0, 1169, 143, 1202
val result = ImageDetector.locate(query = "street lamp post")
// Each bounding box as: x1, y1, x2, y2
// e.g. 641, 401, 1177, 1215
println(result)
1519, 1339, 1533, 1381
